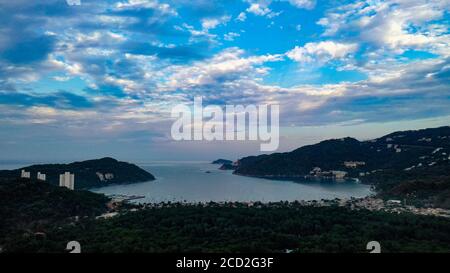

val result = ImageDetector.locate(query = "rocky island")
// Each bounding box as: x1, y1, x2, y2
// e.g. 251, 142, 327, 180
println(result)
211, 159, 233, 165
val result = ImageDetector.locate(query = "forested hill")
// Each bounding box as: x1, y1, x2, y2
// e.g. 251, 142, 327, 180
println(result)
0, 178, 109, 251
0, 157, 155, 189
234, 126, 450, 177
233, 126, 450, 208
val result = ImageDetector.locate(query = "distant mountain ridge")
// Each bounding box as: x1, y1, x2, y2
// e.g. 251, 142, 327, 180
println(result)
234, 126, 450, 178
0, 157, 155, 189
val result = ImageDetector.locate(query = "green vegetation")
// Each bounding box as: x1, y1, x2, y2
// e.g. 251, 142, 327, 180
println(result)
362, 164, 450, 208
3, 202, 450, 253
0, 157, 155, 189
0, 178, 109, 252
2, 127, 450, 253
1, 179, 450, 253
0, 176, 109, 236
234, 126, 450, 207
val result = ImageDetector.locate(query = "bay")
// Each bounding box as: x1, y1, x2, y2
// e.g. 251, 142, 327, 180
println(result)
92, 161, 373, 203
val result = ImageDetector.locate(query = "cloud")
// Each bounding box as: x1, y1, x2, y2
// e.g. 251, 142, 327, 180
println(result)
158, 47, 284, 95
247, 2, 272, 16
285, 0, 315, 10
201, 15, 231, 30
236, 12, 247, 22
176, 15, 232, 45
286, 41, 358, 64
224, 32, 241, 41
317, 0, 450, 54
244, 0, 282, 18
115, 0, 178, 16
0, 0, 448, 158
244, 0, 316, 18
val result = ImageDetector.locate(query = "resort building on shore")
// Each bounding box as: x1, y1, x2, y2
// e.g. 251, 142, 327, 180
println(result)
37, 172, 46, 181
59, 172, 75, 190
20, 170, 30, 179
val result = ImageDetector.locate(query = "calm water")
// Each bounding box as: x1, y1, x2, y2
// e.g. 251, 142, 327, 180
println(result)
92, 161, 373, 203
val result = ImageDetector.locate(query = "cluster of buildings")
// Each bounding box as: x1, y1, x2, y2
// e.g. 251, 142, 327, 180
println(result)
344, 161, 366, 168
307, 161, 370, 181
309, 167, 348, 180
21, 170, 47, 181
20, 170, 75, 190
346, 197, 450, 218
96, 172, 114, 182
386, 144, 402, 153
282, 197, 450, 218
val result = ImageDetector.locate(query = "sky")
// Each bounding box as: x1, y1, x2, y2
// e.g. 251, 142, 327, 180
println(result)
0, 0, 449, 162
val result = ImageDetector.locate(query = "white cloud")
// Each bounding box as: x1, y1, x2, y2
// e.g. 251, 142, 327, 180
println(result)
201, 16, 231, 30
1, 0, 449, 146
236, 12, 247, 22
159, 48, 283, 92
224, 32, 241, 41
245, 0, 312, 18
115, 0, 178, 16
247, 3, 272, 16
285, 0, 316, 10
317, 0, 449, 54
286, 41, 358, 63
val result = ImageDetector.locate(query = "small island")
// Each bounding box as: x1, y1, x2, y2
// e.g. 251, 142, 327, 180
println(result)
212, 159, 238, 170
0, 157, 155, 189
211, 159, 233, 165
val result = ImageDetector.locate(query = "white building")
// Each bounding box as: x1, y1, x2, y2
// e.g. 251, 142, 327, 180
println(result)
37, 172, 46, 181
96, 172, 114, 181
59, 172, 75, 190
20, 170, 30, 179
96, 172, 105, 181
344, 161, 366, 168
332, 170, 347, 179
104, 173, 114, 180
310, 167, 322, 175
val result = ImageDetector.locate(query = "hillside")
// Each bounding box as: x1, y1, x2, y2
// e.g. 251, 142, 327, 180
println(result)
234, 126, 450, 207
3, 202, 450, 253
0, 178, 109, 252
0, 157, 155, 189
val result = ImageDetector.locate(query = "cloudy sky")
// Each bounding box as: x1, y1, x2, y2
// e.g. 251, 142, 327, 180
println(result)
0, 0, 449, 162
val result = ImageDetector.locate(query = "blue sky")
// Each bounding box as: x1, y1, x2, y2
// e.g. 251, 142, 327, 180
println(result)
0, 0, 449, 162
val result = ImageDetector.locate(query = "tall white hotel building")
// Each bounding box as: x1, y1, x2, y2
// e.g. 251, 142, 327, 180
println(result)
59, 172, 75, 190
